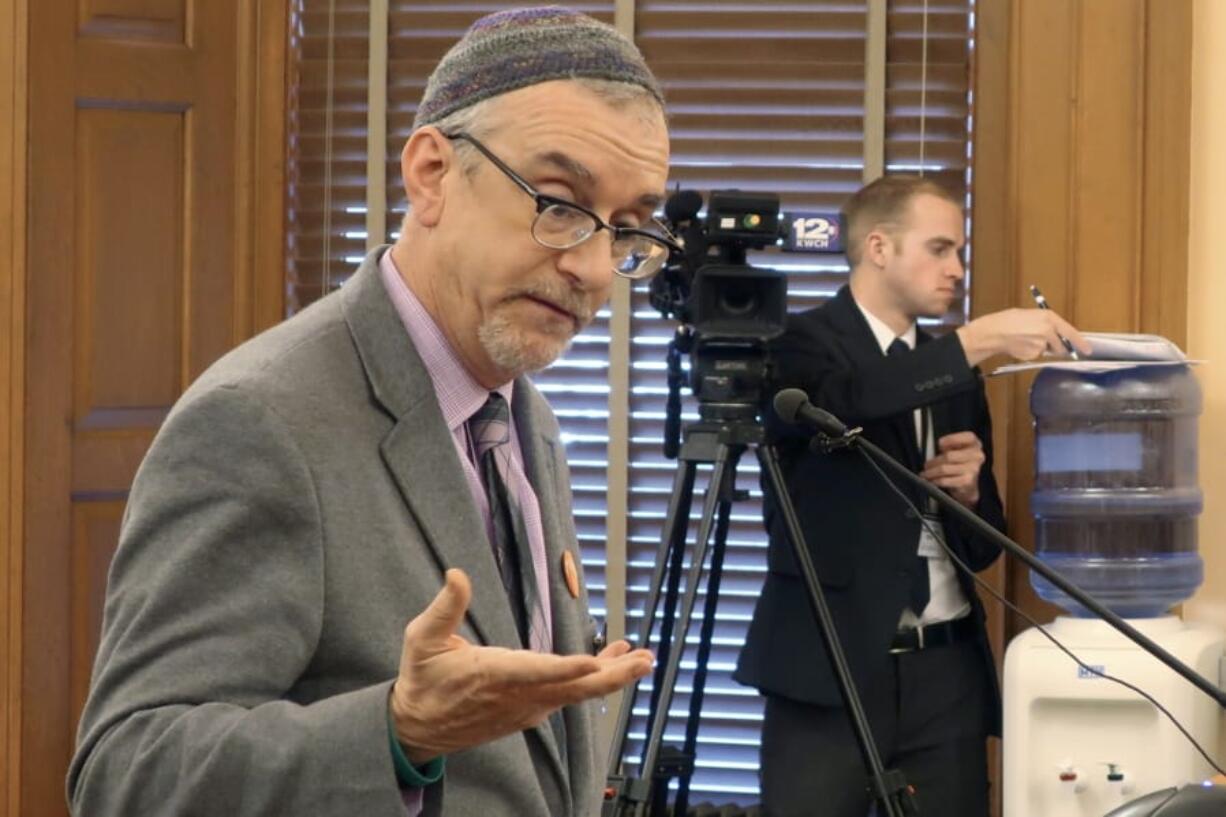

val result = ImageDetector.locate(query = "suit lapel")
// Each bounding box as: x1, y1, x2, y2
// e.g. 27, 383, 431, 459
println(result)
379, 409, 524, 650
512, 383, 586, 802
512, 384, 588, 657
340, 248, 522, 651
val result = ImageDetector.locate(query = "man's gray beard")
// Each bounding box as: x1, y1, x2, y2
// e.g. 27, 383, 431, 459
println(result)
478, 313, 574, 377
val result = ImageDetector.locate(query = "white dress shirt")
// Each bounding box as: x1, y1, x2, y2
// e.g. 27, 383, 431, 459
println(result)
854, 301, 972, 628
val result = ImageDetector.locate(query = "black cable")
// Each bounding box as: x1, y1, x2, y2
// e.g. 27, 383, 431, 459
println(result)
853, 446, 1226, 779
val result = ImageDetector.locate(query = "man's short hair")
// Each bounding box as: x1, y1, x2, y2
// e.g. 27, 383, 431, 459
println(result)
841, 175, 962, 267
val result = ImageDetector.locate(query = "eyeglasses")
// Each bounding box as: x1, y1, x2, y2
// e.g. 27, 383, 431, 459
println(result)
442, 131, 680, 280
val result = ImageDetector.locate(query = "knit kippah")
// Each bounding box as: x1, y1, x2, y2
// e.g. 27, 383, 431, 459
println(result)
413, 5, 664, 129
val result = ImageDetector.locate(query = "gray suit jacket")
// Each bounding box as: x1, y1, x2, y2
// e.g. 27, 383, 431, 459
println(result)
68, 248, 603, 816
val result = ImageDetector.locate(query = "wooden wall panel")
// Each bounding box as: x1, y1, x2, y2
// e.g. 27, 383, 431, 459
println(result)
970, 5, 1013, 813
1071, 0, 1144, 330
1, 0, 28, 814
992, 0, 1193, 637
68, 501, 123, 731
76, 107, 185, 416
1002, 0, 1079, 633
968, 4, 1192, 811
78, 0, 187, 44
1139, 2, 1192, 344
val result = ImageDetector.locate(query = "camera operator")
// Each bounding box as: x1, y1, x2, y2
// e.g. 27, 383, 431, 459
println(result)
734, 175, 1090, 816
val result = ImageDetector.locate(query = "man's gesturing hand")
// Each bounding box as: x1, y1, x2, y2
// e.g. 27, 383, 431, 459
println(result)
389, 569, 653, 765
920, 432, 985, 508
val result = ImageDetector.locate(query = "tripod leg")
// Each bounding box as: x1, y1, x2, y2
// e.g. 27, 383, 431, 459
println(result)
756, 444, 910, 817
644, 486, 694, 757
639, 443, 743, 814
673, 497, 733, 817
605, 458, 698, 787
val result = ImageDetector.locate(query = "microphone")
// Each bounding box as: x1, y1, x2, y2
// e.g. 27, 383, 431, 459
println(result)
772, 388, 848, 438
663, 188, 703, 225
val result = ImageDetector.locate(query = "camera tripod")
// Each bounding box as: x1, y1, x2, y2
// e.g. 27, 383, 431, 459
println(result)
601, 403, 916, 817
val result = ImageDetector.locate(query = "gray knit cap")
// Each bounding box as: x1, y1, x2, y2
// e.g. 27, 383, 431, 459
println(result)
413, 6, 664, 129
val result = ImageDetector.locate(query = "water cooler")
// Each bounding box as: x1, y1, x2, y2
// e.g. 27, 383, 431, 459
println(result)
1003, 365, 1225, 817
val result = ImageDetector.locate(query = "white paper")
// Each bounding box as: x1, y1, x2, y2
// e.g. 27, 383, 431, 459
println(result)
988, 332, 1202, 377
1076, 332, 1186, 362
990, 359, 1203, 376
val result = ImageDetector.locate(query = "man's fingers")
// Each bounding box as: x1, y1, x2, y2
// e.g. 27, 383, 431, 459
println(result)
532, 651, 654, 706
409, 568, 472, 644
922, 460, 978, 480
923, 450, 979, 470
934, 448, 984, 466
1051, 314, 1092, 355
937, 432, 979, 451
1040, 310, 1092, 356
597, 639, 635, 659
481, 650, 603, 686
929, 473, 974, 490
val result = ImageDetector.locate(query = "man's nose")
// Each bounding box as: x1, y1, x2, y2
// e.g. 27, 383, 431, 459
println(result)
947, 254, 966, 278
556, 232, 614, 290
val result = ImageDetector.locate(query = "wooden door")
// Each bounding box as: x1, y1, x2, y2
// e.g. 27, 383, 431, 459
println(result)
18, 1, 286, 814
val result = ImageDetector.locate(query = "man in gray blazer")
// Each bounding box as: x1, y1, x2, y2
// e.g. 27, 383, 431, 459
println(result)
68, 7, 678, 815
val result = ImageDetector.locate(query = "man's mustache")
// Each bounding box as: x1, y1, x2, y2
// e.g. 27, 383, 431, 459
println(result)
504, 283, 597, 327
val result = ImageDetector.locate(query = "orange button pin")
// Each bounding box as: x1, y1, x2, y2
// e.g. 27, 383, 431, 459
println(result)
562, 551, 580, 599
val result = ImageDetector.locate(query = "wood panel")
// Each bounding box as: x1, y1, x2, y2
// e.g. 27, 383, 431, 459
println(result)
78, 0, 187, 44
1070, 0, 1144, 330
971, 0, 1012, 653
1, 0, 28, 814
1139, 1, 1192, 345
969, 3, 1193, 811
1005, 0, 1092, 632
75, 107, 185, 417
999, 0, 1194, 637
16, 0, 289, 814
68, 502, 123, 731
969, 3, 1012, 813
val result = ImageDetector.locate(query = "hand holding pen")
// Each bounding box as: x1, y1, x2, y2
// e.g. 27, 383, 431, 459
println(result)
954, 290, 1091, 367
1028, 285, 1082, 360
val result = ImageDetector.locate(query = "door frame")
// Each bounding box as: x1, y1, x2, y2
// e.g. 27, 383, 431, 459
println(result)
1, 0, 29, 812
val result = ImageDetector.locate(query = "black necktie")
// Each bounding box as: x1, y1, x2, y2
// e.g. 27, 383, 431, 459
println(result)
468, 393, 532, 647
886, 339, 920, 468
887, 339, 931, 615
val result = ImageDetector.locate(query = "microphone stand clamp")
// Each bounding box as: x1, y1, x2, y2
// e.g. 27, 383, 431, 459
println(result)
810, 425, 863, 454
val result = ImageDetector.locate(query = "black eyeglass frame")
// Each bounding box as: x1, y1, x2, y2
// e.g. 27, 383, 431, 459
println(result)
441, 130, 682, 279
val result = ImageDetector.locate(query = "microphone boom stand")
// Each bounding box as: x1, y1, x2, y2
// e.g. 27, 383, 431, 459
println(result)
809, 417, 1226, 711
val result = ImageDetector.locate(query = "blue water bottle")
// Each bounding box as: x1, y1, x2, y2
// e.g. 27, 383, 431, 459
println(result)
1029, 365, 1204, 617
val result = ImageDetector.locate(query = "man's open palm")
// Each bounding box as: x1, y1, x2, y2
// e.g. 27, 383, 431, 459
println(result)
389, 569, 653, 764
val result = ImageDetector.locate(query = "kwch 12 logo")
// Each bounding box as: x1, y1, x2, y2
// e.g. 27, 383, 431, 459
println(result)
783, 213, 843, 253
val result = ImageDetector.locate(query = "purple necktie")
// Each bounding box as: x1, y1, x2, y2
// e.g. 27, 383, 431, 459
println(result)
468, 393, 547, 651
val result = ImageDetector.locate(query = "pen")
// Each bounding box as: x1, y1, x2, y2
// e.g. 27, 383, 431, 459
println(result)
1028, 285, 1080, 360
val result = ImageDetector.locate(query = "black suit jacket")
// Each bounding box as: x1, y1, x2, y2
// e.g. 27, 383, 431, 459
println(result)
734, 285, 1007, 734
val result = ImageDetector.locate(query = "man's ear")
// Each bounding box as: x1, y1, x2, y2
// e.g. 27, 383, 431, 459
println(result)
864, 227, 891, 268
401, 127, 453, 228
